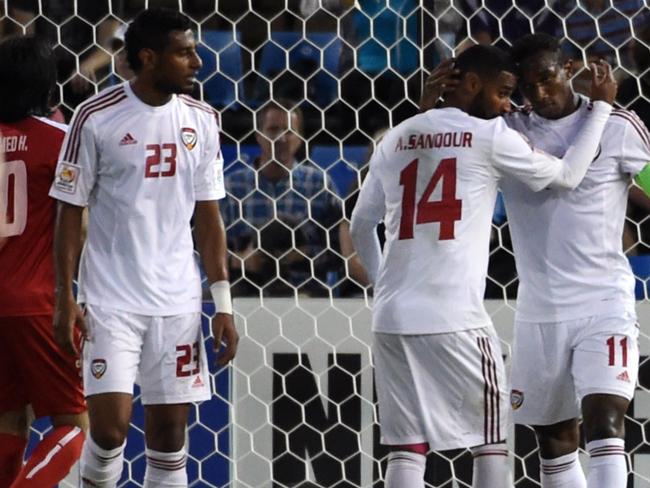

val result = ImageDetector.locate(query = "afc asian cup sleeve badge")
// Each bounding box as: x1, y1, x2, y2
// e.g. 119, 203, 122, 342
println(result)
91, 359, 107, 379
510, 389, 524, 410
181, 127, 198, 150
54, 162, 79, 194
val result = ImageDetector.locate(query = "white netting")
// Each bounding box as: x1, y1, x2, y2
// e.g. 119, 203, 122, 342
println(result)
3, 0, 650, 486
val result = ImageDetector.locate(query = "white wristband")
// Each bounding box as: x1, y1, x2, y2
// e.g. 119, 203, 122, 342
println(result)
210, 280, 233, 315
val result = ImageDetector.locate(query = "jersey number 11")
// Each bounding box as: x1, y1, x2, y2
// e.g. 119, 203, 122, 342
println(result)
398, 157, 462, 240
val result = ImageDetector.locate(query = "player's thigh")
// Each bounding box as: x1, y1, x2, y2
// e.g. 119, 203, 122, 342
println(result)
51, 412, 89, 431
0, 315, 85, 419
0, 408, 32, 438
138, 312, 210, 406
573, 313, 639, 402
83, 305, 145, 397
0, 317, 28, 417
510, 320, 579, 426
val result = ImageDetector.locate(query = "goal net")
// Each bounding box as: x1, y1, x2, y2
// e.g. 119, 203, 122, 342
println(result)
3, 0, 650, 486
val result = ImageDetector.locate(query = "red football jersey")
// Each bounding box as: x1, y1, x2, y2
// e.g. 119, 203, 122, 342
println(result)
0, 116, 66, 316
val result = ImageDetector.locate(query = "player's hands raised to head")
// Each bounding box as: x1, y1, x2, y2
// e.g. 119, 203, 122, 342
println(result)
589, 60, 617, 105
53, 293, 87, 356
212, 312, 239, 367
419, 58, 460, 112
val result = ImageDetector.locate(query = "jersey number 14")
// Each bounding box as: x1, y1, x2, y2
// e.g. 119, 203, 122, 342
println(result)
398, 157, 462, 240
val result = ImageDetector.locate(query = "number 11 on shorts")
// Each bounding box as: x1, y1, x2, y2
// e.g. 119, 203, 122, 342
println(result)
607, 336, 628, 367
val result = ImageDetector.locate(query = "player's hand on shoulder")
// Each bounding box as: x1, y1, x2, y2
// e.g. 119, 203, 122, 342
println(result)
589, 59, 617, 105
53, 293, 87, 356
419, 58, 460, 112
212, 312, 239, 367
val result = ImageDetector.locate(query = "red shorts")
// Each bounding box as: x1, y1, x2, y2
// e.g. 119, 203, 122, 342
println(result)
0, 315, 86, 418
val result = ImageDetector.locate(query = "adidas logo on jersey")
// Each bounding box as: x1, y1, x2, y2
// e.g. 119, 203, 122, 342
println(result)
192, 375, 204, 388
119, 133, 137, 145
617, 370, 631, 383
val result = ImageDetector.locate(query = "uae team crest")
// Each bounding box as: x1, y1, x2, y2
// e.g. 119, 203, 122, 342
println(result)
91, 359, 107, 379
181, 127, 197, 150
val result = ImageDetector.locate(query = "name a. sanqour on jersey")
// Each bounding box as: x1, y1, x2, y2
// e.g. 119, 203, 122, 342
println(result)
0, 135, 28, 153
395, 131, 473, 152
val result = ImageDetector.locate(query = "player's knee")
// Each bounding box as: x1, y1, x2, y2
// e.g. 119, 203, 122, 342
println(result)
0, 408, 31, 437
534, 419, 580, 458
582, 394, 628, 441
91, 426, 129, 450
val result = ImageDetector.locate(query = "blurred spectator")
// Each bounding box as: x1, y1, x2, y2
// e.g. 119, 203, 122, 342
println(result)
221, 99, 342, 297
106, 22, 135, 84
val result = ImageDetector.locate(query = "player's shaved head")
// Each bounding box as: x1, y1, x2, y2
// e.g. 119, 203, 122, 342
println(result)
0, 36, 56, 123
454, 45, 517, 82
125, 7, 193, 73
511, 33, 563, 70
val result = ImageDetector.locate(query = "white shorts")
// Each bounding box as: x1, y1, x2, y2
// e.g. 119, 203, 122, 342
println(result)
373, 326, 509, 451
83, 304, 211, 405
510, 313, 639, 426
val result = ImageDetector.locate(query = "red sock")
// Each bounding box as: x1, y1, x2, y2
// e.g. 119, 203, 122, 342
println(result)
10, 425, 85, 488
0, 433, 27, 488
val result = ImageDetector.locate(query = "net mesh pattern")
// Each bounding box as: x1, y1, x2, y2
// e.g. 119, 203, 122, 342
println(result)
3, 0, 650, 486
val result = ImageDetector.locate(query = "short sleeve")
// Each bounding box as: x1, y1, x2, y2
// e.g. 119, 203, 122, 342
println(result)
194, 114, 226, 201
617, 111, 650, 177
48, 113, 98, 206
352, 146, 386, 223
491, 121, 562, 192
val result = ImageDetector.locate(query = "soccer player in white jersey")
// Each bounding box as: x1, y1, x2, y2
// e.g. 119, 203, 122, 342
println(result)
349, 44, 616, 488
49, 8, 238, 488
421, 33, 650, 488
506, 34, 649, 488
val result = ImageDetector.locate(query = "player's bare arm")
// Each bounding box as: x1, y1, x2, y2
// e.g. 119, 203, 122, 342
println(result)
193, 200, 239, 366
53, 201, 87, 355
419, 58, 460, 112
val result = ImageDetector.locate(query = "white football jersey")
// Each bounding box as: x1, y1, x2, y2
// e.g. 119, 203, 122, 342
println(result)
49, 82, 225, 315
354, 107, 573, 334
504, 96, 650, 322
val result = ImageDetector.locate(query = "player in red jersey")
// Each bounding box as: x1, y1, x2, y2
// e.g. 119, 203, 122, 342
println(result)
0, 37, 87, 488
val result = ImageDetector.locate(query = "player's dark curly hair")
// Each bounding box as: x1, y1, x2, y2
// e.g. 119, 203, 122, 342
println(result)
125, 7, 193, 73
0, 36, 57, 123
510, 33, 563, 69
454, 44, 517, 81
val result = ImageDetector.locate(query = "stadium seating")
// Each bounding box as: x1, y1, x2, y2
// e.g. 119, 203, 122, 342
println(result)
196, 30, 244, 108
254, 31, 342, 108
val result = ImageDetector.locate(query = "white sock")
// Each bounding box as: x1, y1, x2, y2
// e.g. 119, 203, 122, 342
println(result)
586, 438, 627, 488
80, 435, 125, 488
384, 450, 426, 488
471, 443, 513, 488
144, 446, 188, 488
540, 450, 586, 488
